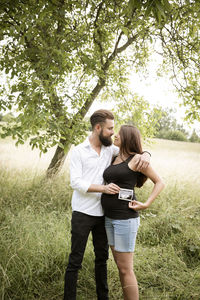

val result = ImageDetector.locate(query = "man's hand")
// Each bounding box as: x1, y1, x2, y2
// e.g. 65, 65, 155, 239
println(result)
128, 200, 148, 211
134, 152, 150, 171
103, 183, 120, 194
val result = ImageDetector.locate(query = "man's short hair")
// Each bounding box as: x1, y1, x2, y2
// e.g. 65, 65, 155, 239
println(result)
90, 109, 114, 129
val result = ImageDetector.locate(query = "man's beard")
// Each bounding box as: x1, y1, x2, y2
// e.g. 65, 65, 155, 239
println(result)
99, 129, 113, 147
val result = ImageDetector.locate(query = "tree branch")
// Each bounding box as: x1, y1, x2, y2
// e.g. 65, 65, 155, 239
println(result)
78, 33, 139, 120
4, 8, 21, 27
93, 1, 104, 66
116, 35, 138, 54
103, 34, 138, 71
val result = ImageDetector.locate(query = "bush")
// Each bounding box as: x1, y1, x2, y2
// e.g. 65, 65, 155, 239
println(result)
169, 130, 188, 141
157, 129, 188, 141
189, 130, 200, 143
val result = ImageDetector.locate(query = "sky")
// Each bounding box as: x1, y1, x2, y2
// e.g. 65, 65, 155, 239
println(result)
89, 56, 200, 135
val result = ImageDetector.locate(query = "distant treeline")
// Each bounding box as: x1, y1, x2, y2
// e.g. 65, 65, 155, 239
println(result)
154, 108, 200, 143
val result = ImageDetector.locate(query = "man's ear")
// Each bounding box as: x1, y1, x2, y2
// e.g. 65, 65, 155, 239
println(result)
95, 123, 102, 133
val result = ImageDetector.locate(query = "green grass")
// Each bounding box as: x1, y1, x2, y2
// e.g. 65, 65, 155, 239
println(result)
0, 138, 200, 299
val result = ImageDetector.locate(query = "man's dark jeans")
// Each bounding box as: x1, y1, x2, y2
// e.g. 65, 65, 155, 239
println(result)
64, 211, 109, 300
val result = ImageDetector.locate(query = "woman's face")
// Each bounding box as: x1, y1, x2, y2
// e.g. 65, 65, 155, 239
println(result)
113, 131, 121, 147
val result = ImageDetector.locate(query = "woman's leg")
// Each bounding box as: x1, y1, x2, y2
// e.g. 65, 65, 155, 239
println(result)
110, 247, 139, 300
109, 217, 140, 299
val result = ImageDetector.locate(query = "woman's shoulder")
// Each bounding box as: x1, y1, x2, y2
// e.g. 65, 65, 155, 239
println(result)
128, 154, 140, 171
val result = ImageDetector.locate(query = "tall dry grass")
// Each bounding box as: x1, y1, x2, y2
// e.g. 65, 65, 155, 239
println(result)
0, 137, 200, 299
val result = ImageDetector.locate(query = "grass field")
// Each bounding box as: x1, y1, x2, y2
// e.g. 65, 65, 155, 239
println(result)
0, 137, 200, 300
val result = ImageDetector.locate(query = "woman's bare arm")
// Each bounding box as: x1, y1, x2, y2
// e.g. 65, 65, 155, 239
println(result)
129, 164, 165, 211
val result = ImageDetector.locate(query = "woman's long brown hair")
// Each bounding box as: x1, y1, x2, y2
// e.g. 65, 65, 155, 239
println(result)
119, 125, 148, 188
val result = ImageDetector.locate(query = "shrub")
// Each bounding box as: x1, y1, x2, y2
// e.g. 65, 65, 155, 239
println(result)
157, 129, 187, 141
189, 130, 200, 143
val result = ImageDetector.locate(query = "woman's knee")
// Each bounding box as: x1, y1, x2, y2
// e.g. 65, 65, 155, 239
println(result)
117, 262, 133, 276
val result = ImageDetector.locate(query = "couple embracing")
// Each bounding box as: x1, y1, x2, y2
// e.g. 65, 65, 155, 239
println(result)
64, 109, 164, 300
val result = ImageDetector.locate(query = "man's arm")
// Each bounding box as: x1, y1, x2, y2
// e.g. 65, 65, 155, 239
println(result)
70, 147, 120, 194
70, 147, 91, 193
88, 183, 120, 194
132, 151, 151, 171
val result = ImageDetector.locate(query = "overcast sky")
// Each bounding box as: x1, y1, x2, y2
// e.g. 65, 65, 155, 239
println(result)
89, 56, 200, 135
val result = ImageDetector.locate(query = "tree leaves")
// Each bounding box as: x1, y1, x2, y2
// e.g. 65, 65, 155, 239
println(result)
128, 0, 172, 24
0, 0, 199, 174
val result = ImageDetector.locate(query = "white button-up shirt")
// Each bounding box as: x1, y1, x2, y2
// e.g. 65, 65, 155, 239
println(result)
70, 137, 119, 216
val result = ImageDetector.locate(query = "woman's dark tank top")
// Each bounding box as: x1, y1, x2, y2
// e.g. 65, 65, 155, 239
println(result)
101, 156, 140, 219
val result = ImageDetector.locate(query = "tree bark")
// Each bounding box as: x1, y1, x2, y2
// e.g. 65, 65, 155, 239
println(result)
46, 142, 71, 178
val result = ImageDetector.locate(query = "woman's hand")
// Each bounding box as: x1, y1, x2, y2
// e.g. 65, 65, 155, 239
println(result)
128, 200, 148, 211
103, 183, 120, 194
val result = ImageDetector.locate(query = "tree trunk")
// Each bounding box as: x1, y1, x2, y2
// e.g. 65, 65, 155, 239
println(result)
46, 142, 71, 178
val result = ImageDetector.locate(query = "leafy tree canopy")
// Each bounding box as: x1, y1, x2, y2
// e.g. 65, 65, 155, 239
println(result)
0, 0, 199, 175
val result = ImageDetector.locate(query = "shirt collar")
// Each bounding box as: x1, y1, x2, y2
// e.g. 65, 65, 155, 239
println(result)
82, 136, 106, 153
82, 136, 91, 148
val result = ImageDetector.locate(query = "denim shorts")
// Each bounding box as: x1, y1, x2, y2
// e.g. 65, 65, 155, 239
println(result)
105, 217, 140, 252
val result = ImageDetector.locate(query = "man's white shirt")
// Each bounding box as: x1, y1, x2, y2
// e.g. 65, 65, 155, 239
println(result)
70, 137, 119, 216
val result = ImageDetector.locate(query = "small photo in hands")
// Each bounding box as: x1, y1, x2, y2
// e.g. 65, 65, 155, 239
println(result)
118, 188, 133, 201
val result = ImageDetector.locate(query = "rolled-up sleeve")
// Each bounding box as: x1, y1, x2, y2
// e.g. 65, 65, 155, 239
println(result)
70, 147, 91, 193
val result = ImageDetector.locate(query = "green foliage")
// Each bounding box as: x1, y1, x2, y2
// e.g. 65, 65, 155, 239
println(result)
113, 93, 160, 140
159, 0, 200, 122
0, 0, 200, 173
1, 112, 14, 123
189, 129, 200, 143
0, 0, 155, 153
155, 106, 190, 141
157, 129, 188, 141
129, 0, 172, 24
100, 70, 163, 140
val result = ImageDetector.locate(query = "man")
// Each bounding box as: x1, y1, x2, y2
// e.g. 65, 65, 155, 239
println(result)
64, 109, 150, 300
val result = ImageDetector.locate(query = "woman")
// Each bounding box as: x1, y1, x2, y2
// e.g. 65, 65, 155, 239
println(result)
101, 125, 165, 300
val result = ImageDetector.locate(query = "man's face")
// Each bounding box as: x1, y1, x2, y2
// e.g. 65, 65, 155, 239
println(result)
99, 119, 114, 147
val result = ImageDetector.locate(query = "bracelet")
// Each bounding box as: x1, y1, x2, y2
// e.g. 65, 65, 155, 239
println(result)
142, 151, 151, 157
